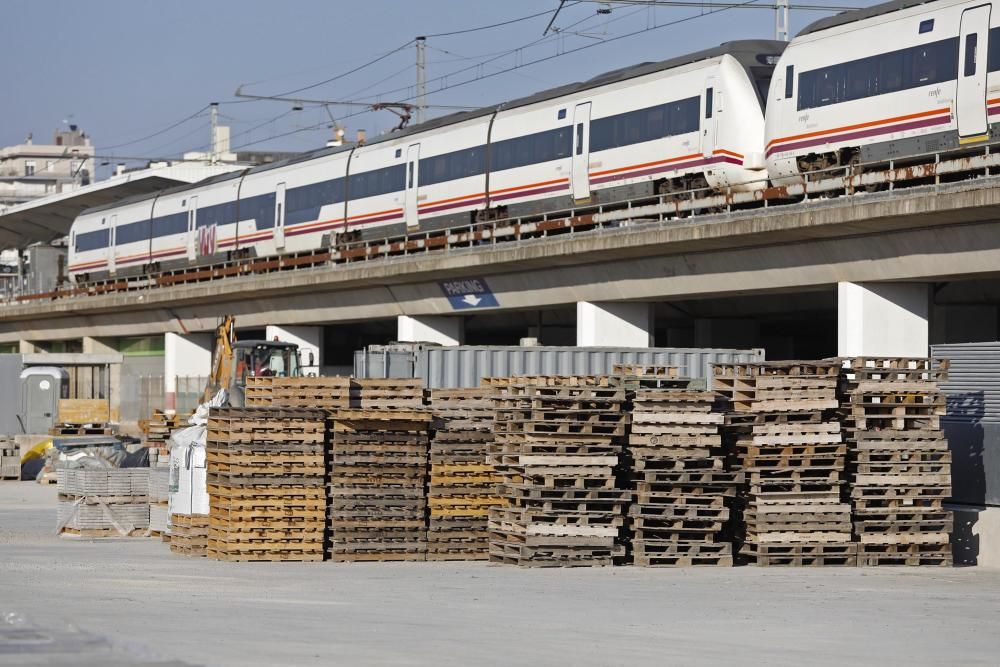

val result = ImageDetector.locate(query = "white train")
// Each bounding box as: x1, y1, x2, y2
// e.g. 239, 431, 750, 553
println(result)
68, 40, 784, 281
766, 0, 998, 181
67, 0, 1000, 282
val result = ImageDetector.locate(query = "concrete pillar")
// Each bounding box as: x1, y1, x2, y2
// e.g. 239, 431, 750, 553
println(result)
397, 315, 464, 346
82, 337, 120, 424
838, 282, 929, 357
576, 301, 652, 347
18, 340, 38, 353
164, 332, 212, 413
266, 325, 321, 376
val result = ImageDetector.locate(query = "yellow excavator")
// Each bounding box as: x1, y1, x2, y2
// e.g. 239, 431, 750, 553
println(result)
202, 315, 302, 407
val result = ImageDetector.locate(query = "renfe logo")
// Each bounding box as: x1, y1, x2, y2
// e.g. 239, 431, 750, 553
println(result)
439, 277, 499, 310
198, 225, 217, 256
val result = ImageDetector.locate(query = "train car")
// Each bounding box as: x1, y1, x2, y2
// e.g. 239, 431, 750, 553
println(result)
67, 39, 785, 283
765, 0, 997, 183
485, 40, 784, 219
69, 195, 156, 281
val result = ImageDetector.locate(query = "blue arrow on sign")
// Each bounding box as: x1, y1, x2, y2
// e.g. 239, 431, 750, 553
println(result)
439, 277, 499, 310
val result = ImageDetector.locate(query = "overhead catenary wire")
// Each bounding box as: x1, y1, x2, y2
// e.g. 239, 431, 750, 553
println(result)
227, 0, 763, 151
261, 39, 416, 99
423, 4, 581, 38
97, 105, 211, 151
359, 4, 650, 103
88, 5, 614, 160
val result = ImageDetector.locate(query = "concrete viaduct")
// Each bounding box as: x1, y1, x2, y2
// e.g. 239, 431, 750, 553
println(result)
2, 175, 999, 348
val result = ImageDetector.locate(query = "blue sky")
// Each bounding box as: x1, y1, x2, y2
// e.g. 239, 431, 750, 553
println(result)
2, 0, 861, 174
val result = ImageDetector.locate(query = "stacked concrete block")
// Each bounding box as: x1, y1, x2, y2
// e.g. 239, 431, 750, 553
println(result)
0, 438, 19, 480
57, 469, 150, 538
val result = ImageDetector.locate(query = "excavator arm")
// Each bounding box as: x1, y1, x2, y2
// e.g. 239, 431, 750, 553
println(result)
202, 315, 236, 403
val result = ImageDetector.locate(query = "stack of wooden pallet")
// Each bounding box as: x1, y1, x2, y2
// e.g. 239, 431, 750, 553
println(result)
628, 385, 737, 566
717, 362, 856, 566
206, 407, 326, 562
842, 357, 952, 566
0, 438, 18, 480
245, 376, 351, 409
143, 410, 189, 465
169, 515, 210, 556
57, 469, 150, 538
489, 376, 629, 567
328, 408, 432, 561
348, 379, 424, 409
426, 388, 502, 560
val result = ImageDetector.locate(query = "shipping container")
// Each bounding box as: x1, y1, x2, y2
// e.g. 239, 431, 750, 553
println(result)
354, 344, 765, 389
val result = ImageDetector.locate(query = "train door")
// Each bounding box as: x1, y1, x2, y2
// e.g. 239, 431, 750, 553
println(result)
107, 214, 117, 274
274, 183, 286, 249
187, 196, 198, 261
572, 102, 592, 201
702, 78, 718, 158
405, 144, 420, 230
957, 5, 990, 140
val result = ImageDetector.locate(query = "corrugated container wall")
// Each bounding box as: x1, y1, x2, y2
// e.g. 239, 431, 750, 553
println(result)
355, 344, 765, 389
931, 342, 1000, 507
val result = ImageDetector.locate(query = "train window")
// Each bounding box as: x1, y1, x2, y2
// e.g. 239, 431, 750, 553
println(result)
116, 219, 151, 245
798, 38, 958, 110
395, 149, 402, 158
878, 51, 904, 94
668, 98, 699, 135
245, 192, 279, 227
419, 146, 487, 186
818, 66, 842, 105
846, 57, 876, 100
910, 38, 957, 85
198, 201, 237, 229
551, 127, 572, 160
919, 19, 934, 34
991, 27, 1000, 72
911, 46, 937, 83
964, 33, 978, 76
589, 98, 697, 153
705, 88, 713, 119
558, 109, 566, 120
646, 107, 667, 139
347, 164, 404, 200
785, 66, 794, 98
576, 124, 584, 155
153, 212, 187, 237
75, 229, 109, 252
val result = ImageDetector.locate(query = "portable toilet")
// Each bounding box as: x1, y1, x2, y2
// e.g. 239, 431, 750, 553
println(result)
18, 367, 68, 435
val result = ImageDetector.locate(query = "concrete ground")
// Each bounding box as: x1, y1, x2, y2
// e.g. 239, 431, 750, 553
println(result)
2, 482, 999, 667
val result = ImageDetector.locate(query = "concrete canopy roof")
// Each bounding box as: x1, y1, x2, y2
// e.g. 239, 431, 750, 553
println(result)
0, 163, 246, 250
